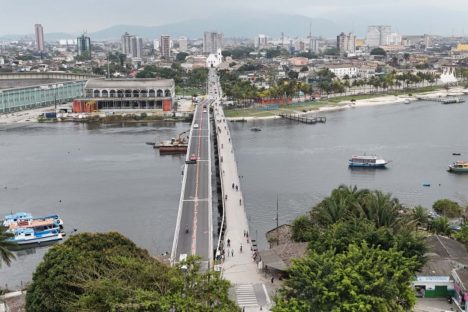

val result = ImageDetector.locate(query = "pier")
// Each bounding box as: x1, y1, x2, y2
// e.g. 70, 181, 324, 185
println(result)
417, 96, 465, 104
278, 113, 326, 124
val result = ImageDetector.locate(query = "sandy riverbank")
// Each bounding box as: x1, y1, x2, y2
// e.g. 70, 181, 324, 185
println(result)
226, 86, 467, 120
0, 106, 59, 125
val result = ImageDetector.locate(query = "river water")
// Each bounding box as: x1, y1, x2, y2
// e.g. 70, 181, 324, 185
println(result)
1, 99, 468, 288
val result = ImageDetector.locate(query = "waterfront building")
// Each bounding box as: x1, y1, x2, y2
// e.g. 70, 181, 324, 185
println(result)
326, 64, 358, 79
160, 35, 171, 58
77, 34, 91, 58
178, 36, 188, 52
0, 72, 88, 113
74, 78, 175, 112
203, 32, 223, 54
337, 32, 356, 55
366, 25, 391, 47
34, 24, 45, 52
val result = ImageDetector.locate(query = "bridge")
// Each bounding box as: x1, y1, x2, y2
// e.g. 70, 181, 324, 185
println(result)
171, 96, 213, 270
171, 68, 272, 311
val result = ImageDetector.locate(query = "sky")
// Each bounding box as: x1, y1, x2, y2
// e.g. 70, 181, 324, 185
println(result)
1, 0, 468, 36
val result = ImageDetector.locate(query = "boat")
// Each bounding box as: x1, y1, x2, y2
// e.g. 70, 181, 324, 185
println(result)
422, 183, 431, 187
404, 99, 411, 104
448, 161, 468, 173
7, 227, 63, 246
452, 153, 461, 156
154, 130, 189, 154
250, 127, 262, 132
348, 155, 389, 168
3, 212, 63, 230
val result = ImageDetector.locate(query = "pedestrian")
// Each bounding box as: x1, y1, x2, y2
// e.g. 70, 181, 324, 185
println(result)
243, 230, 246, 237
247, 237, 249, 243
227, 238, 230, 247
240, 244, 243, 253
232, 183, 235, 189
239, 198, 242, 205
236, 185, 238, 191
231, 250, 234, 257
271, 276, 274, 284
246, 231, 249, 239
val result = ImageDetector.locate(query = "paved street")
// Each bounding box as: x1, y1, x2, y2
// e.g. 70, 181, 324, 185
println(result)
172, 98, 213, 268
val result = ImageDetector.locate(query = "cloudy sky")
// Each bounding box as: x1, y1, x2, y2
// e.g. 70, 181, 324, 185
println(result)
1, 0, 467, 36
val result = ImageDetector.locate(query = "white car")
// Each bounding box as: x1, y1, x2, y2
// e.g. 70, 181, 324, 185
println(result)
203, 110, 207, 113
194, 123, 199, 128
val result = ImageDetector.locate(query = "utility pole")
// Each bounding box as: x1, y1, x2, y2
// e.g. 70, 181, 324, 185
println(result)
276, 193, 279, 246
107, 52, 110, 79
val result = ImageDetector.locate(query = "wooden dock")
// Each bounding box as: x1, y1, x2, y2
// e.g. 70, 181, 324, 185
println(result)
279, 113, 326, 124
417, 96, 465, 104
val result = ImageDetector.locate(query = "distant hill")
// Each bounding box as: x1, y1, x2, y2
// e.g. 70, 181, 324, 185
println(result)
90, 13, 339, 40
0, 13, 339, 42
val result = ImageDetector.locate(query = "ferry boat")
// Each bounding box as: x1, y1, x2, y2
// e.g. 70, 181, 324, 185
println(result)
8, 227, 63, 245
448, 161, 468, 173
154, 130, 189, 154
348, 155, 389, 168
3, 212, 64, 246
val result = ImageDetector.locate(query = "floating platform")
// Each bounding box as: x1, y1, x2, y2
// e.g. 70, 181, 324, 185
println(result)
278, 113, 326, 124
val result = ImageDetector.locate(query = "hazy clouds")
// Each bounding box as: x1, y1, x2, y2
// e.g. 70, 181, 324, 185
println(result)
1, 0, 467, 36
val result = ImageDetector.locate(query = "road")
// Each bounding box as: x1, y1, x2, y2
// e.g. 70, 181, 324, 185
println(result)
172, 98, 213, 268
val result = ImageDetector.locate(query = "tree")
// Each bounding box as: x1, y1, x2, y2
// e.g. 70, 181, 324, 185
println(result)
429, 216, 452, 235
370, 47, 387, 57
0, 225, 15, 267
26, 232, 237, 312
433, 199, 463, 218
176, 52, 189, 62
274, 243, 418, 312
291, 216, 318, 242
411, 205, 429, 228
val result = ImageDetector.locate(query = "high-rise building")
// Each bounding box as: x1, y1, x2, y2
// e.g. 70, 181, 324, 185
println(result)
309, 38, 320, 54
34, 24, 45, 51
386, 32, 402, 45
257, 34, 268, 50
178, 36, 188, 52
160, 35, 171, 58
424, 34, 432, 49
77, 34, 91, 58
203, 32, 223, 54
366, 25, 391, 47
122, 33, 143, 58
121, 32, 132, 55
337, 32, 356, 54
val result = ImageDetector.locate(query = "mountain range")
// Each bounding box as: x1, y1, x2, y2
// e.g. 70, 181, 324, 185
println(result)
0, 13, 340, 41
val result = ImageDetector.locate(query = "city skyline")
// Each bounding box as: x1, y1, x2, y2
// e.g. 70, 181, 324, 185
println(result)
1, 0, 468, 37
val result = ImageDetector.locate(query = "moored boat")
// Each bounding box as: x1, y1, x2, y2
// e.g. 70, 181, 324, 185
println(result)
448, 161, 468, 173
348, 155, 389, 168
8, 227, 63, 245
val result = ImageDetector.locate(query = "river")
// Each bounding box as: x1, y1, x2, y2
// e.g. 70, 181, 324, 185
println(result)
1, 99, 468, 288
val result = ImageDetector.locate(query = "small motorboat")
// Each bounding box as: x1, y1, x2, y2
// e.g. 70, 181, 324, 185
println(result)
422, 183, 431, 187
250, 127, 262, 132
404, 99, 411, 104
452, 153, 461, 156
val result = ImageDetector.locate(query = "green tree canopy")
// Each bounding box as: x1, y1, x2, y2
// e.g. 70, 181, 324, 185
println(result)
370, 47, 387, 57
26, 232, 237, 312
433, 199, 463, 218
176, 52, 189, 62
274, 243, 419, 312
0, 225, 15, 267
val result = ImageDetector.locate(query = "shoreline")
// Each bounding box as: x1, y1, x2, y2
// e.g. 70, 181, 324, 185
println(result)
225, 86, 468, 120
1, 87, 466, 125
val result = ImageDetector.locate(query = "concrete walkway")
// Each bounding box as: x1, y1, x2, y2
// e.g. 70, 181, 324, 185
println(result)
214, 103, 272, 311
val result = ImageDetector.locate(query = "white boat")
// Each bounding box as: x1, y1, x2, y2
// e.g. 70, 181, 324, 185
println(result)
348, 155, 389, 168
404, 99, 411, 104
8, 227, 63, 245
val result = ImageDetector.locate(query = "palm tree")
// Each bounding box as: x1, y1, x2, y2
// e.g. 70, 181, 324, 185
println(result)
0, 226, 15, 267
311, 185, 369, 226
412, 205, 429, 229
430, 217, 452, 235
360, 190, 401, 229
